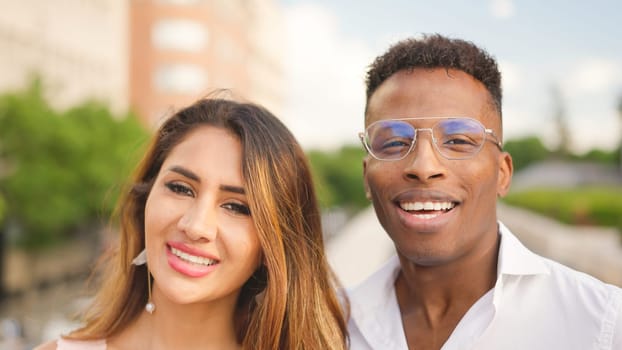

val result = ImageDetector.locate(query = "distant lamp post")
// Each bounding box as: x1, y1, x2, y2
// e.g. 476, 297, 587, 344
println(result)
550, 84, 571, 158
618, 94, 622, 175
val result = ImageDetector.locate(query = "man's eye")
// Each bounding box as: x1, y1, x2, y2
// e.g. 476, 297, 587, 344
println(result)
445, 139, 470, 145
223, 203, 251, 216
165, 182, 194, 197
381, 138, 411, 149
444, 135, 477, 146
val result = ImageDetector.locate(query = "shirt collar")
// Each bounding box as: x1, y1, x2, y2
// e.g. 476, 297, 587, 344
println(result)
348, 222, 551, 347
496, 221, 549, 277
349, 255, 407, 349
492, 222, 549, 309
348, 221, 550, 306
349, 255, 401, 307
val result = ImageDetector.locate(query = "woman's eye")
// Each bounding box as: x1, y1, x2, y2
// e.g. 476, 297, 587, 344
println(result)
222, 202, 251, 216
165, 182, 194, 197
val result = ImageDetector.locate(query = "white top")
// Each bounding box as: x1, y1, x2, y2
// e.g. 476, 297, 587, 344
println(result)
56, 338, 106, 350
347, 222, 622, 350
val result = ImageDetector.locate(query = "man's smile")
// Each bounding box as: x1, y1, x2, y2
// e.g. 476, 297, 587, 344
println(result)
397, 200, 457, 219
399, 200, 456, 211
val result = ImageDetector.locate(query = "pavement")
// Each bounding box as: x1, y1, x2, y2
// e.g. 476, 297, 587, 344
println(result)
325, 205, 393, 289
326, 202, 622, 289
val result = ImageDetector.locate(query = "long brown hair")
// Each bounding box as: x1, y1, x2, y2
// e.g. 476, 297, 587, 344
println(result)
68, 97, 349, 349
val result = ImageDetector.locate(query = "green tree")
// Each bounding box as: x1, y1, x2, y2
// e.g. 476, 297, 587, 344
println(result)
307, 145, 367, 212
0, 80, 148, 250
0, 194, 5, 226
572, 148, 617, 164
503, 136, 550, 172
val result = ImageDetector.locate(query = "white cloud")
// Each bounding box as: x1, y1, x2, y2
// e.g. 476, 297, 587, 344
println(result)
490, 0, 515, 19
554, 57, 622, 152
498, 60, 521, 93
282, 3, 375, 150
570, 111, 620, 152
502, 105, 547, 142
563, 58, 622, 96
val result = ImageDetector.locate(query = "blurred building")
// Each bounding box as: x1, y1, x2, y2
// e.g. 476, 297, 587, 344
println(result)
511, 160, 622, 192
0, 0, 285, 126
0, 0, 129, 114
130, 0, 285, 128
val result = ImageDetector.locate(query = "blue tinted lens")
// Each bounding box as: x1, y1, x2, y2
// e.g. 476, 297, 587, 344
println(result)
435, 119, 485, 157
365, 118, 486, 160
367, 120, 414, 159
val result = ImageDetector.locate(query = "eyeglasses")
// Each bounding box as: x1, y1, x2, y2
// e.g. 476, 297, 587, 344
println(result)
359, 117, 503, 161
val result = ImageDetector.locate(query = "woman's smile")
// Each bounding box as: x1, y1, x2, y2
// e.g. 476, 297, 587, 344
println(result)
166, 242, 220, 278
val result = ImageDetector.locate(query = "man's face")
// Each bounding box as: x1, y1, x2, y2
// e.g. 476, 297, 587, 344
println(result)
363, 68, 512, 267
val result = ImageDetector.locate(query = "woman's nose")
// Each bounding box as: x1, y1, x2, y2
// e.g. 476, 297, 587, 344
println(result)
177, 201, 218, 241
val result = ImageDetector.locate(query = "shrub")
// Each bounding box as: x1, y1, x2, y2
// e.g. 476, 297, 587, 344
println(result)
503, 187, 622, 236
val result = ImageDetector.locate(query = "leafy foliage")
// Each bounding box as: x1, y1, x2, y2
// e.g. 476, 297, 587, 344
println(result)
504, 134, 619, 171
571, 148, 619, 164
0, 194, 5, 225
0, 80, 148, 250
306, 145, 368, 212
503, 136, 550, 172
502, 187, 622, 235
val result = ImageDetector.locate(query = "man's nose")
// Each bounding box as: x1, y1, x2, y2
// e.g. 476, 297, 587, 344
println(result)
402, 129, 446, 182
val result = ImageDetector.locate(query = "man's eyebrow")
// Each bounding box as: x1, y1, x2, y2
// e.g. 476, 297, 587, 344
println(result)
168, 166, 200, 182
220, 185, 245, 195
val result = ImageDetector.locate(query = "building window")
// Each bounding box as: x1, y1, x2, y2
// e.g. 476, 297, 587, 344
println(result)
154, 64, 207, 93
152, 19, 208, 52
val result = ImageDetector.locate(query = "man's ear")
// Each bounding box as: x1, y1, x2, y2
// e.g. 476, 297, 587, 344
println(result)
496, 151, 513, 197
363, 157, 371, 200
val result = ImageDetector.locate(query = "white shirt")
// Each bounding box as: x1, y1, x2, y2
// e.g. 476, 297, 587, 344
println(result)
347, 222, 622, 350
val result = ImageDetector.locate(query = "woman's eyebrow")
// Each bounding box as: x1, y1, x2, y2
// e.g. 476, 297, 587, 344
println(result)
168, 166, 200, 182
220, 185, 245, 195
169, 166, 245, 194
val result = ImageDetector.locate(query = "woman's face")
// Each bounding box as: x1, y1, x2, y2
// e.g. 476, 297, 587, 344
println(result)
144, 125, 262, 306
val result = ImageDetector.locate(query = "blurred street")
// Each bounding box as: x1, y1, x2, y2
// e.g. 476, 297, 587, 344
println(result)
0, 277, 86, 349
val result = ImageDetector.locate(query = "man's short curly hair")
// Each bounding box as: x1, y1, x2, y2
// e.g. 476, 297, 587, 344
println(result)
365, 34, 502, 118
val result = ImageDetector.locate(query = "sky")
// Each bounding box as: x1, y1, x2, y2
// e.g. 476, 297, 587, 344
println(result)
278, 0, 622, 153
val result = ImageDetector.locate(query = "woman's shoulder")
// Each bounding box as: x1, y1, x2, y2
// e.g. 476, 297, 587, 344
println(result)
34, 338, 107, 350
33, 340, 58, 350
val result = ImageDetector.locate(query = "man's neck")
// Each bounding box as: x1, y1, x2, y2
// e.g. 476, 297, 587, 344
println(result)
394, 232, 500, 349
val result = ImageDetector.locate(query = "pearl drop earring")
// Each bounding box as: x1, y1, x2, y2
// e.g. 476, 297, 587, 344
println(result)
145, 272, 155, 314
132, 249, 155, 314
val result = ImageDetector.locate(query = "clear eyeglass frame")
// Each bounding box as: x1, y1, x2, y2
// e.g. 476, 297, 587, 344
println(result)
358, 117, 503, 161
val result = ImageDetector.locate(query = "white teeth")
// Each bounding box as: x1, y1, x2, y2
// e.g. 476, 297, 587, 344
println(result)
400, 201, 455, 212
414, 213, 440, 219
170, 247, 217, 266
